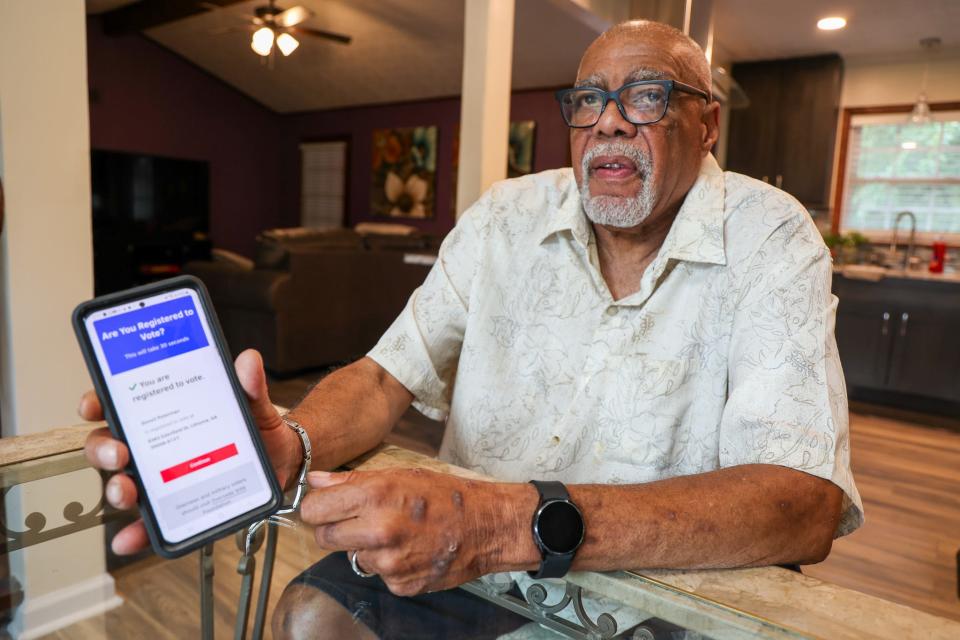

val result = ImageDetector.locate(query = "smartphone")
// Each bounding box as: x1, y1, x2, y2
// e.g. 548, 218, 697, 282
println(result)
73, 275, 283, 558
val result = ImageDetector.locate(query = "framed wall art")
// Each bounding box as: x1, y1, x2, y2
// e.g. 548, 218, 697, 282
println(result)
370, 126, 437, 219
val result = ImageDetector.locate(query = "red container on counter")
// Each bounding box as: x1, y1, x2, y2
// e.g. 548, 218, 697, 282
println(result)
929, 239, 947, 273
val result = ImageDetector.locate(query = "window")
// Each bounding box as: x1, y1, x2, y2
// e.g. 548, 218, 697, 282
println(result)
300, 140, 347, 229
839, 110, 960, 241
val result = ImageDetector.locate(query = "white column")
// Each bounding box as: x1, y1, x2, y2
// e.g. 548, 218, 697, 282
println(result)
455, 0, 516, 219
0, 1, 121, 637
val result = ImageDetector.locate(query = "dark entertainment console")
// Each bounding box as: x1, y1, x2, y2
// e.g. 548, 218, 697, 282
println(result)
93, 231, 211, 295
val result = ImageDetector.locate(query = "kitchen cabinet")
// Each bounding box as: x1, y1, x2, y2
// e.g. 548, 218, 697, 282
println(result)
833, 275, 960, 409
726, 55, 843, 208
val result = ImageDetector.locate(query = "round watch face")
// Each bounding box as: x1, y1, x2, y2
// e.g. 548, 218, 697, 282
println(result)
536, 500, 584, 554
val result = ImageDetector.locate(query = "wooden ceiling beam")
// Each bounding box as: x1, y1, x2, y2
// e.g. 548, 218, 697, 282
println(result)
101, 0, 246, 35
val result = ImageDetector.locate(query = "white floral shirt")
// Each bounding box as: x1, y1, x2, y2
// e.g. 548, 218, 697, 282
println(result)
369, 153, 863, 537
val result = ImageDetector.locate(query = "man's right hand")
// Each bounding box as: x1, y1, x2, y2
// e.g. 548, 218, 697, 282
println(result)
81, 349, 304, 555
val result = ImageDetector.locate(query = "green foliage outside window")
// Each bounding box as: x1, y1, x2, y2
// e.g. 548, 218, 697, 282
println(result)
844, 117, 960, 235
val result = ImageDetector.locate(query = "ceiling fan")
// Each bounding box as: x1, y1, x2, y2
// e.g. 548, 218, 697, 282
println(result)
206, 1, 352, 58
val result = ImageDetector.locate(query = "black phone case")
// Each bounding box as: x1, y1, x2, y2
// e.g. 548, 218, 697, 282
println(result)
72, 275, 283, 558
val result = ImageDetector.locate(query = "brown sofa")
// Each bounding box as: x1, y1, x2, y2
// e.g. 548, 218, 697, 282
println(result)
185, 227, 439, 375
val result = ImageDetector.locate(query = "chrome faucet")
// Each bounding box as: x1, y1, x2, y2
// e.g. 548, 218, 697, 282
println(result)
889, 211, 917, 271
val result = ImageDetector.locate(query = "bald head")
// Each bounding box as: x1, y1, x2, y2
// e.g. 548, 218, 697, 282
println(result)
579, 20, 711, 96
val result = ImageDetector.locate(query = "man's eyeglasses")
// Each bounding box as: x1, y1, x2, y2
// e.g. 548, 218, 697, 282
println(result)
555, 80, 711, 128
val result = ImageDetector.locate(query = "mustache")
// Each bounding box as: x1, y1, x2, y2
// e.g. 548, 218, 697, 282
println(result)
581, 143, 652, 181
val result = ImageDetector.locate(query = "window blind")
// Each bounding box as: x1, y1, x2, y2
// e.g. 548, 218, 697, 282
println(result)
840, 110, 960, 237
300, 141, 347, 229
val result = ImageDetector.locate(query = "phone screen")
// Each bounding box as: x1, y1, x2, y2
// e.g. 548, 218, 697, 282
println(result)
83, 287, 275, 544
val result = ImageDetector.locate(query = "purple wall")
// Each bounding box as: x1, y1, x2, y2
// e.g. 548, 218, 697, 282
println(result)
279, 91, 572, 236
87, 17, 572, 249
86, 18, 283, 257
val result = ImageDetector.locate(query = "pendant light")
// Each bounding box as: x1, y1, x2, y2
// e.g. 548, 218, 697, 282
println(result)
908, 37, 941, 125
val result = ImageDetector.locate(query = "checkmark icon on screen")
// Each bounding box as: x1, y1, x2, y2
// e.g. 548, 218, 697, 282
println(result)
129, 383, 137, 390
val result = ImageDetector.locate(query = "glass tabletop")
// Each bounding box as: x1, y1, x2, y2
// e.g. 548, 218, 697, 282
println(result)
1, 426, 958, 640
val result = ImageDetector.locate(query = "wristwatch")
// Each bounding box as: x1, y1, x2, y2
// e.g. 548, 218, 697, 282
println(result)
528, 480, 585, 579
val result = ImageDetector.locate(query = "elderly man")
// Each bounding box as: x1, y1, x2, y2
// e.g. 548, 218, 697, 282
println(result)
82, 19, 861, 640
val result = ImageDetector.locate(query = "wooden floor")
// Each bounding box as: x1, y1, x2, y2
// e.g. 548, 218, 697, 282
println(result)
40, 513, 318, 640
803, 410, 960, 622
37, 404, 960, 638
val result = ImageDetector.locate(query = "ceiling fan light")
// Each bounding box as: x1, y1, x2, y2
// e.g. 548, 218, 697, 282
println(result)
277, 33, 300, 56
817, 16, 846, 30
277, 6, 311, 28
251, 26, 275, 56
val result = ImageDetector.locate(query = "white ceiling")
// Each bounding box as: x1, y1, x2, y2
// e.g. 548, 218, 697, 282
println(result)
713, 0, 960, 63
95, 0, 960, 113
143, 0, 606, 113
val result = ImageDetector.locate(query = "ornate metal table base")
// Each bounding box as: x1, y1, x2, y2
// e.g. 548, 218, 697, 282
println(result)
461, 579, 621, 640
199, 523, 281, 640
0, 462, 126, 555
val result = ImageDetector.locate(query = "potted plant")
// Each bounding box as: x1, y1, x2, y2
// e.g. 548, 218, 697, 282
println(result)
822, 232, 845, 263
846, 232, 871, 264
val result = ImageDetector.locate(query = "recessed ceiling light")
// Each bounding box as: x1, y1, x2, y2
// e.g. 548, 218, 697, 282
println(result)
817, 17, 847, 30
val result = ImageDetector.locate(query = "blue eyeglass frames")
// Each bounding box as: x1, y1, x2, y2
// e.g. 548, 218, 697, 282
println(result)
555, 79, 711, 128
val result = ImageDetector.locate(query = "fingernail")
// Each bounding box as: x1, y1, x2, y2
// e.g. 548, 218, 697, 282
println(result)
307, 471, 331, 487
98, 445, 118, 469
106, 480, 123, 507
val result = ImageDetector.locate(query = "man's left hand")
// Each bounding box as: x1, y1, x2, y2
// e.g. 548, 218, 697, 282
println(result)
302, 468, 537, 596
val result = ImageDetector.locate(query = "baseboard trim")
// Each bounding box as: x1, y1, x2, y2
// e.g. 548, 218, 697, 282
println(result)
10, 572, 123, 639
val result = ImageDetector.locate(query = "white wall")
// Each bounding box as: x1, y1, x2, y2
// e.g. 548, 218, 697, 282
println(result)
0, 0, 96, 435
0, 1, 120, 637
841, 52, 960, 107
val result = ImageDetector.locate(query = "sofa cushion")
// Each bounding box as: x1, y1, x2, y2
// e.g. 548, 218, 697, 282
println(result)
362, 234, 432, 251
211, 248, 254, 270
354, 222, 418, 236
255, 227, 364, 268
261, 227, 360, 244
185, 261, 291, 311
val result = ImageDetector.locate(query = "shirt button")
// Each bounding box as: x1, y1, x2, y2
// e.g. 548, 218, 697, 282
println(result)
605, 307, 619, 317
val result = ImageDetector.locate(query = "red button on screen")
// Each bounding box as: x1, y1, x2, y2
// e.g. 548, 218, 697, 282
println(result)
160, 443, 238, 483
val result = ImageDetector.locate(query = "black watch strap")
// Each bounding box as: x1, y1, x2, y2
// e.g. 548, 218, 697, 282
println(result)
532, 479, 569, 502
534, 548, 574, 579
529, 480, 580, 580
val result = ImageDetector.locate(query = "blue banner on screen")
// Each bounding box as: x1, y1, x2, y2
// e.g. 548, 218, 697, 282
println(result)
93, 297, 209, 375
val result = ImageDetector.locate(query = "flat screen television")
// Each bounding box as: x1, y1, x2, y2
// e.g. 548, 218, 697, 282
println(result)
91, 149, 209, 234
91, 150, 211, 294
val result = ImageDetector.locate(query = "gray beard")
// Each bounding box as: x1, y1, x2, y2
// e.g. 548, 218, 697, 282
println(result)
579, 144, 655, 228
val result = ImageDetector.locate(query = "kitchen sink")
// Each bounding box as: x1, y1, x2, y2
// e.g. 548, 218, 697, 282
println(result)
840, 264, 888, 281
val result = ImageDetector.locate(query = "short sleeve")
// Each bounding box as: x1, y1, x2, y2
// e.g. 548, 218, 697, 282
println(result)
719, 213, 864, 537
367, 200, 487, 421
